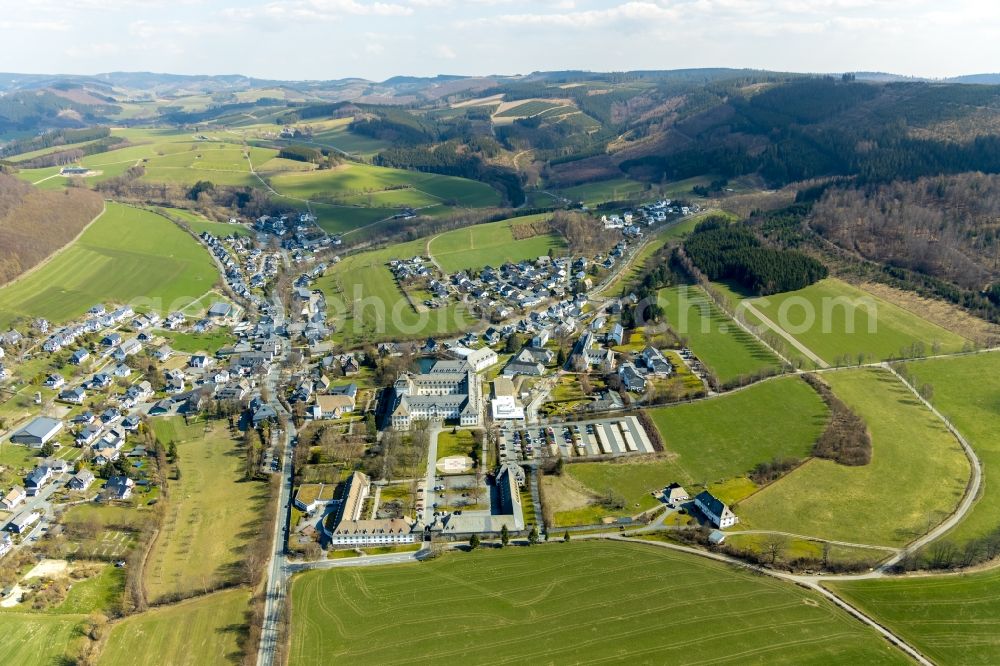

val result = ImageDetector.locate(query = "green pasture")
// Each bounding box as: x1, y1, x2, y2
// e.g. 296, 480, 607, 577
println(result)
428, 214, 566, 273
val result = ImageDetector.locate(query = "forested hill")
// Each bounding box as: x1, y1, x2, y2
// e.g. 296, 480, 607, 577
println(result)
0, 173, 104, 286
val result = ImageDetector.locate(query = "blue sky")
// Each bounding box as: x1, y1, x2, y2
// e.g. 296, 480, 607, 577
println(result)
2, 0, 996, 80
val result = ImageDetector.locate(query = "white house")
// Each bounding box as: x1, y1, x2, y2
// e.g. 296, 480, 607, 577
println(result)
694, 491, 738, 529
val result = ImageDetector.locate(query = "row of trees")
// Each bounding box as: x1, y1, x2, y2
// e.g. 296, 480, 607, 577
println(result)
801, 374, 872, 466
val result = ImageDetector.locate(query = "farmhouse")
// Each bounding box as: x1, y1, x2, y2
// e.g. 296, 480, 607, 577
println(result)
10, 417, 63, 447
694, 491, 738, 529
389, 360, 482, 430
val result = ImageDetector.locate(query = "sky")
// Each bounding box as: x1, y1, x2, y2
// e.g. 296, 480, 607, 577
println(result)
1, 0, 998, 81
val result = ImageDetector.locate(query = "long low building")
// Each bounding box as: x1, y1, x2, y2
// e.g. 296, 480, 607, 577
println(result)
389, 360, 482, 430
9, 417, 63, 447
326, 518, 416, 547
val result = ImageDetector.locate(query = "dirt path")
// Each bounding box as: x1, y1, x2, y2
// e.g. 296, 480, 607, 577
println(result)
741, 301, 830, 368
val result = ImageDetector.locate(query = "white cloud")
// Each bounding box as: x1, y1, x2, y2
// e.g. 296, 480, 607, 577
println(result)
435, 44, 457, 59
223, 0, 413, 22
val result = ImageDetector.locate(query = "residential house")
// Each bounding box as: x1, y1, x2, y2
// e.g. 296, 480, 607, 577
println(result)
694, 490, 738, 529
70, 349, 90, 365
663, 483, 689, 505
618, 362, 646, 392
313, 394, 355, 420
641, 346, 673, 376
69, 469, 95, 491
24, 466, 52, 496
105, 476, 135, 501
44, 373, 65, 389
8, 510, 40, 534
58, 387, 87, 405
1, 486, 26, 511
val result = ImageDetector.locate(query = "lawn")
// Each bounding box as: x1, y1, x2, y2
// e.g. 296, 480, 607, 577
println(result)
828, 568, 1000, 665
436, 429, 477, 461
902, 352, 1000, 545
428, 214, 566, 274
746, 278, 969, 365
145, 418, 269, 603
554, 378, 828, 525
0, 613, 86, 665
0, 203, 219, 328
315, 240, 473, 345
739, 369, 971, 547
98, 588, 249, 666
161, 329, 234, 355
289, 541, 906, 665
658, 284, 782, 383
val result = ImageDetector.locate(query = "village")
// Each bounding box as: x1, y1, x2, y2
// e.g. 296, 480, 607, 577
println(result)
0, 200, 744, 608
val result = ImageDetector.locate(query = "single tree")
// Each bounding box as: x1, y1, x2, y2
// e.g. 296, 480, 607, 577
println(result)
500, 524, 510, 548
469, 533, 480, 550
563, 530, 571, 543
528, 526, 539, 545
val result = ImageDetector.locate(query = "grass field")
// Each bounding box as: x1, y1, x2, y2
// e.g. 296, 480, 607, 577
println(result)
555, 378, 827, 525
903, 352, 1000, 545
828, 569, 1000, 664
557, 177, 650, 205
0, 203, 218, 328
315, 239, 472, 344
269, 162, 500, 208
145, 418, 268, 603
157, 207, 254, 238
99, 588, 249, 666
658, 284, 782, 383
289, 540, 906, 664
311, 119, 393, 156
495, 100, 565, 117
746, 278, 969, 365
739, 369, 970, 547
428, 214, 566, 273
0, 613, 85, 665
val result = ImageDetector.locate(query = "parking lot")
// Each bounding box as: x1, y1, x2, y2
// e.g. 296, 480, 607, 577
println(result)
421, 473, 489, 519
499, 416, 655, 460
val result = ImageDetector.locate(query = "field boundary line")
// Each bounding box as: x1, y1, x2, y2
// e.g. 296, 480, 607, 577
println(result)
0, 199, 107, 292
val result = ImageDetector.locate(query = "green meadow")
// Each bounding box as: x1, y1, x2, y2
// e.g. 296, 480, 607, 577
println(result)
289, 541, 906, 665
739, 369, 970, 547
747, 278, 968, 365
428, 214, 566, 273
0, 203, 218, 327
